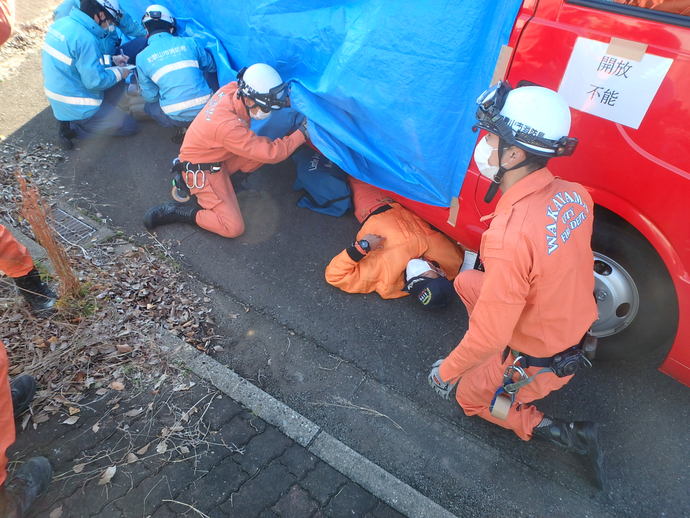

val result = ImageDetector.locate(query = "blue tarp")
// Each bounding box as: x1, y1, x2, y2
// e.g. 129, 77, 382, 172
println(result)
120, 0, 521, 207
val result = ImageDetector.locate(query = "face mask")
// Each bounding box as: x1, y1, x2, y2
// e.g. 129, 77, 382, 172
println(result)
251, 107, 271, 121
107, 22, 116, 32
473, 135, 499, 180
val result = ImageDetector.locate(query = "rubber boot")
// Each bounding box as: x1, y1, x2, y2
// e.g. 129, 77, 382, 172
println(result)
532, 418, 605, 490
13, 269, 57, 316
0, 457, 52, 517
57, 121, 76, 150
10, 375, 36, 418
143, 200, 200, 231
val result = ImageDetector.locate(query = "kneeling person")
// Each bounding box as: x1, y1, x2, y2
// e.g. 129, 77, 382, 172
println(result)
427, 82, 604, 488
136, 5, 216, 128
144, 63, 307, 238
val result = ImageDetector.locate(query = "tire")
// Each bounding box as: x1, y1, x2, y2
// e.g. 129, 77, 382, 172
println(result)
591, 209, 678, 361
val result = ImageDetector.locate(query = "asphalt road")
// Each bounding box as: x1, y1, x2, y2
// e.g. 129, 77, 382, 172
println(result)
2, 41, 689, 517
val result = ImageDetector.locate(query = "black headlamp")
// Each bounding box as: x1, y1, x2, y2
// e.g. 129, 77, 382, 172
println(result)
237, 67, 290, 111
474, 80, 578, 158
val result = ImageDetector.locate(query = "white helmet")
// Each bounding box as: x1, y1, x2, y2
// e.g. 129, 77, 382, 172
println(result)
94, 0, 123, 22
142, 4, 175, 27
237, 63, 289, 111
475, 81, 577, 157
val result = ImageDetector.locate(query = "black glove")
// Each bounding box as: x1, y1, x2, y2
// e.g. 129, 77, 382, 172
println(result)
298, 118, 309, 140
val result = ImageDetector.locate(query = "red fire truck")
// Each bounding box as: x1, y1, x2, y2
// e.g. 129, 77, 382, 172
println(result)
396, 0, 690, 386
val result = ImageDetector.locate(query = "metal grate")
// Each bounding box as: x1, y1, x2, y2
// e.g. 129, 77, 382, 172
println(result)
50, 208, 97, 245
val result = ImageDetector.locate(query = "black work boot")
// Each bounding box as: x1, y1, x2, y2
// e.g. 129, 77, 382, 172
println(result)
10, 375, 36, 418
143, 200, 200, 231
533, 418, 605, 490
0, 457, 52, 517
13, 269, 57, 315
58, 121, 76, 150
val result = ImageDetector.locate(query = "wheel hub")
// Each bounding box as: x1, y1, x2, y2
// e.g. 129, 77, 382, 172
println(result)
590, 252, 640, 338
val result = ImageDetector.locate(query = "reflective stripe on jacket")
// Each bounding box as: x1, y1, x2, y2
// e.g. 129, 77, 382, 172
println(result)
325, 203, 464, 299
136, 32, 216, 122
53, 0, 145, 56
42, 9, 121, 121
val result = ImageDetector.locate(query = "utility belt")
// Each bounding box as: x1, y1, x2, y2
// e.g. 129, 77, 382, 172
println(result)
490, 334, 596, 420
170, 159, 221, 201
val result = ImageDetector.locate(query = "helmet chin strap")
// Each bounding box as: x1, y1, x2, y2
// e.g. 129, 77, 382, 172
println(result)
483, 139, 539, 203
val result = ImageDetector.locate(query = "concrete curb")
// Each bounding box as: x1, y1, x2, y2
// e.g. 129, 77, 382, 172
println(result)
165, 333, 457, 518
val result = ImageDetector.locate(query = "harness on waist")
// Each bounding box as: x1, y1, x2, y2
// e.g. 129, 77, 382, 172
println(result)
169, 158, 222, 202
489, 334, 596, 420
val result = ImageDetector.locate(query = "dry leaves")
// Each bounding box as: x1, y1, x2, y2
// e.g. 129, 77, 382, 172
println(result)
97, 466, 116, 485
62, 416, 79, 425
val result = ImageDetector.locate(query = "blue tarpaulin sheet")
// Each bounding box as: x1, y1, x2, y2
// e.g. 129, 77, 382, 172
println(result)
120, 0, 522, 206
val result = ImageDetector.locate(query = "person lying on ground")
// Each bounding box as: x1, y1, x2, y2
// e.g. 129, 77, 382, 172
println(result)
325, 177, 463, 309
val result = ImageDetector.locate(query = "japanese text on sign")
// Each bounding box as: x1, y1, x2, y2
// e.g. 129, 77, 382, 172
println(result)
558, 38, 672, 129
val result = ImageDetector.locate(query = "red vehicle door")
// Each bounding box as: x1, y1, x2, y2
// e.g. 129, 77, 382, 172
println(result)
396, 0, 690, 386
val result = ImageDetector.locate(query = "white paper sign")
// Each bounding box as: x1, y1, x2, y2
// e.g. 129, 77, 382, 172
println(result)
558, 37, 672, 129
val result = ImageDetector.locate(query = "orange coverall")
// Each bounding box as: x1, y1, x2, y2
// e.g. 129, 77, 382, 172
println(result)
178, 82, 306, 238
325, 178, 463, 299
0, 225, 34, 484
439, 169, 598, 440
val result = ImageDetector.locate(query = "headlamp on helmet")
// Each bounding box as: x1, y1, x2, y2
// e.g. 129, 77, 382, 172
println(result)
142, 4, 175, 28
474, 80, 578, 158
237, 65, 290, 112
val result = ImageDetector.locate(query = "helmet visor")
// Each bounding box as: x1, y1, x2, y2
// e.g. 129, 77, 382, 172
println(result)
475, 80, 577, 157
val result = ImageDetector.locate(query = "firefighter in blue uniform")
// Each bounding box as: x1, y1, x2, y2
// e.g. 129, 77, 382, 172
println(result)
53, 0, 147, 61
135, 5, 217, 129
42, 0, 139, 149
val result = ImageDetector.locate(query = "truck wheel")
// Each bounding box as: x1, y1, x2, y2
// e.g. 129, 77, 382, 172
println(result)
591, 210, 678, 361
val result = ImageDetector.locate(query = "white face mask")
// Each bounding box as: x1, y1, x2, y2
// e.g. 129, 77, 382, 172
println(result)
107, 22, 116, 32
473, 135, 499, 180
250, 107, 272, 121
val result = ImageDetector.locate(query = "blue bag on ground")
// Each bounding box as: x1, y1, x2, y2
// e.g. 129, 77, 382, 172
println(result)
292, 147, 352, 217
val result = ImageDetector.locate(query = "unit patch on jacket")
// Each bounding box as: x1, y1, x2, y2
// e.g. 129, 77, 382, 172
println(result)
544, 191, 589, 255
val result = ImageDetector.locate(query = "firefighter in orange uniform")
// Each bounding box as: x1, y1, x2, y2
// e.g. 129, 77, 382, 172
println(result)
0, 225, 53, 516
143, 63, 307, 237
427, 83, 605, 488
325, 177, 463, 308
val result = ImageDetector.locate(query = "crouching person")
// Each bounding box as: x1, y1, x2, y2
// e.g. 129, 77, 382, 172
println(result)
427, 82, 604, 488
136, 5, 217, 129
43, 0, 138, 149
325, 177, 463, 308
144, 63, 307, 238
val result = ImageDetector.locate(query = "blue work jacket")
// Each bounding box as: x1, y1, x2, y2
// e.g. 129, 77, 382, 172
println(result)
53, 0, 145, 56
42, 9, 123, 121
136, 32, 216, 122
